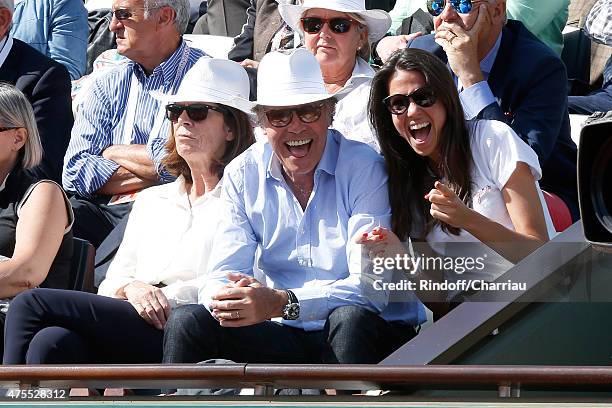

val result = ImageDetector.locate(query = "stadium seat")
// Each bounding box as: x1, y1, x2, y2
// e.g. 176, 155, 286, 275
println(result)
543, 191, 573, 232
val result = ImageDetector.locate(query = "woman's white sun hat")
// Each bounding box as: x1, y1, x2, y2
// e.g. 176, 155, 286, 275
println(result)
278, 0, 392, 44
254, 48, 348, 107
153, 58, 254, 114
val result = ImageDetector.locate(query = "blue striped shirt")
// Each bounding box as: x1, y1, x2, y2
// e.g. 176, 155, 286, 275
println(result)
62, 40, 206, 197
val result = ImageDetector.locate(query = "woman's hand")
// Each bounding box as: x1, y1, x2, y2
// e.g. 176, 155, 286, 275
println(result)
356, 226, 407, 261
123, 281, 171, 330
426, 181, 477, 230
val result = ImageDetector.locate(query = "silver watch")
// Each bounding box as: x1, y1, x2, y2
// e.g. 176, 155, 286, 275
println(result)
282, 289, 300, 320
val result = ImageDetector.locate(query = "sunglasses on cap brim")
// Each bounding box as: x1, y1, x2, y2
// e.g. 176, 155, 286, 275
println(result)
382, 88, 437, 115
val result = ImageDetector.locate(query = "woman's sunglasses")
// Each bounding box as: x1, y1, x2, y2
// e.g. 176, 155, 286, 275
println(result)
382, 88, 437, 115
300, 17, 357, 35
264, 103, 324, 128
427, 0, 477, 16
165, 103, 229, 123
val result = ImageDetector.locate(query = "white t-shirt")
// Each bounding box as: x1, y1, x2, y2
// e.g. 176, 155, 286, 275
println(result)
426, 119, 556, 284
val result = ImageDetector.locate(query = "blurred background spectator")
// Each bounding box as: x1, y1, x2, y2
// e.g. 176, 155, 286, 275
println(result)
11, 0, 88, 79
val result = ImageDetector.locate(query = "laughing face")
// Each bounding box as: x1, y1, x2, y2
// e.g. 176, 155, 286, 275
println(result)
387, 69, 446, 164
262, 101, 332, 182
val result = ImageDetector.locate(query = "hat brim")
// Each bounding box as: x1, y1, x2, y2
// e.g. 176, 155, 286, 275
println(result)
278, 4, 392, 43
152, 89, 255, 115
253, 86, 351, 108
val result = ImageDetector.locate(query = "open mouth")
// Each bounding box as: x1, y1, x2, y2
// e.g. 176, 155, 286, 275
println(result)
285, 139, 312, 158
408, 121, 432, 145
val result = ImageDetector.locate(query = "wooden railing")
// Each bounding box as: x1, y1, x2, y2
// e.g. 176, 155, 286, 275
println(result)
2, 364, 612, 397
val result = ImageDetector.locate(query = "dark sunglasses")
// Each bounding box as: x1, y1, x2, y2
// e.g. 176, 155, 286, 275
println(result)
264, 103, 325, 128
165, 103, 229, 123
110, 6, 161, 20
0, 126, 19, 133
301, 17, 357, 35
427, 0, 477, 16
382, 88, 437, 115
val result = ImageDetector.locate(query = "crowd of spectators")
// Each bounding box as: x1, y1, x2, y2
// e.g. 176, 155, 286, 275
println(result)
0, 0, 610, 389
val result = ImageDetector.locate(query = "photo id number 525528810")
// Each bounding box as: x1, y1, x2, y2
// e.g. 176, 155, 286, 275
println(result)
6, 389, 67, 399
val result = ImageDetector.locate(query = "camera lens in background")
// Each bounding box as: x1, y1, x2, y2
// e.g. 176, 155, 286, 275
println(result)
590, 138, 612, 234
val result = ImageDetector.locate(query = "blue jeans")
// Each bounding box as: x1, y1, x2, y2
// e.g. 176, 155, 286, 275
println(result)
162, 305, 417, 365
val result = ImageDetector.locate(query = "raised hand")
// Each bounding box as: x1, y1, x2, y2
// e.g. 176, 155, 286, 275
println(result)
426, 180, 476, 229
434, 3, 489, 88
356, 226, 406, 261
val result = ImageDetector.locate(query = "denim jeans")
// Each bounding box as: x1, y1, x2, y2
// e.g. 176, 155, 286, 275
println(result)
162, 304, 417, 365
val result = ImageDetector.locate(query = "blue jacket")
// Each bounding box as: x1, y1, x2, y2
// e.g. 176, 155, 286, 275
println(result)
410, 20, 578, 220
11, 0, 87, 79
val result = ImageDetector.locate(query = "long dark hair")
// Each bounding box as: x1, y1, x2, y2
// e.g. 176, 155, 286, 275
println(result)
368, 48, 473, 240
162, 106, 255, 182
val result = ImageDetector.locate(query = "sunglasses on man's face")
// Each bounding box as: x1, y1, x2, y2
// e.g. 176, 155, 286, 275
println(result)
264, 103, 325, 128
427, 0, 479, 16
110, 6, 161, 21
300, 17, 357, 35
382, 88, 438, 115
165, 103, 228, 123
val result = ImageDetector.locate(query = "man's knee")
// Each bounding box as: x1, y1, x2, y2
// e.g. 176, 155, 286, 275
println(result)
164, 304, 217, 348
326, 305, 377, 334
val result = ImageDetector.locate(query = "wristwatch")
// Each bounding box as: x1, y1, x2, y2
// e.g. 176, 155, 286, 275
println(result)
282, 289, 300, 320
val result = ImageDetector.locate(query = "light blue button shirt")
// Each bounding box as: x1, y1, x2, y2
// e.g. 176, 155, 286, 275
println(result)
11, 0, 87, 79
201, 130, 426, 331
457, 32, 502, 119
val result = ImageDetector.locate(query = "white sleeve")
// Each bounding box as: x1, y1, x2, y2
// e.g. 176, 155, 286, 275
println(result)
471, 119, 543, 189
97, 196, 146, 298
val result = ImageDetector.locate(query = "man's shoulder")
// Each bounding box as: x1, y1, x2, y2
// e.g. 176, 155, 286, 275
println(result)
224, 140, 269, 178
408, 33, 442, 55
334, 131, 385, 173
499, 21, 563, 71
5, 39, 67, 77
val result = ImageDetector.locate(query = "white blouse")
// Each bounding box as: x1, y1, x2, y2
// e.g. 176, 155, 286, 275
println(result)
97, 176, 223, 308
427, 120, 557, 283
332, 57, 379, 152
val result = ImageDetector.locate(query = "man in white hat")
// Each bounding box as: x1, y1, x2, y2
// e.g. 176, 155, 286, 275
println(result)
163, 48, 425, 366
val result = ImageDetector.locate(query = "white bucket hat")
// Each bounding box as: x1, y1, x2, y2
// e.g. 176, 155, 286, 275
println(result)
278, 0, 392, 44
153, 58, 254, 114
254, 48, 347, 107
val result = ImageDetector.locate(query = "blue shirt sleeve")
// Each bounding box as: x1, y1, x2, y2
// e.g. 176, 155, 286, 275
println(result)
62, 76, 120, 198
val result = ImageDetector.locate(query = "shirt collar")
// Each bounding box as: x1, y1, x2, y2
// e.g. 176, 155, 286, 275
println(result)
0, 171, 9, 193
480, 32, 502, 75
162, 174, 223, 206
266, 129, 339, 181
340, 57, 375, 91
130, 39, 188, 85
0, 34, 14, 69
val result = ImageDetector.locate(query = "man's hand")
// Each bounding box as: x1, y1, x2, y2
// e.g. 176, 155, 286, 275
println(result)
434, 3, 489, 88
122, 280, 171, 330
240, 59, 260, 69
376, 33, 423, 63
209, 273, 288, 327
